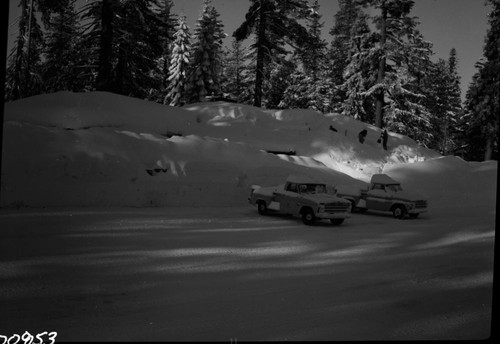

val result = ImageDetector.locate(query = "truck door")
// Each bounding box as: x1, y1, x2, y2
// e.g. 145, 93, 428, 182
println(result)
366, 184, 392, 211
276, 182, 300, 215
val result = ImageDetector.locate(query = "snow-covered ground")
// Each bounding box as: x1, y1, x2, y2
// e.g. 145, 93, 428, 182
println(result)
4, 90, 483, 209
0, 91, 497, 340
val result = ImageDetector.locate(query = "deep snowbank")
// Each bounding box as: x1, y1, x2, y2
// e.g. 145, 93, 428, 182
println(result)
1, 91, 496, 208
384, 156, 497, 207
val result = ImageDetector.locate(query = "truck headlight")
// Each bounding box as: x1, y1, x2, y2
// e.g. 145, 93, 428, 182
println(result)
407, 202, 414, 210
318, 204, 325, 213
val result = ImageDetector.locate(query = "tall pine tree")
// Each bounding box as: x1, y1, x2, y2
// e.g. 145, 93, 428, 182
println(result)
223, 39, 249, 103
279, 66, 336, 113
462, 0, 499, 160
112, 0, 168, 98
329, 0, 366, 85
91, 0, 114, 92
441, 48, 463, 154
265, 58, 296, 108
147, 0, 177, 103
158, 0, 177, 89
300, 0, 327, 80
80, 0, 169, 97
42, 0, 81, 93
185, 0, 226, 103
423, 58, 460, 154
340, 11, 375, 121
346, 0, 434, 145
165, 15, 191, 106
233, 0, 311, 107
5, 0, 45, 100
277, 0, 335, 112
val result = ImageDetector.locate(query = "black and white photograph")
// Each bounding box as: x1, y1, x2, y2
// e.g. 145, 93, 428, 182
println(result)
0, 0, 497, 341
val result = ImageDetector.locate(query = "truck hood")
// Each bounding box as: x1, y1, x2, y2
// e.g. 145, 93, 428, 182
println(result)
302, 193, 350, 204
391, 190, 427, 202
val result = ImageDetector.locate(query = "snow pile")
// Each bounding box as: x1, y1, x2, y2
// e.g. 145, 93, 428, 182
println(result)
384, 156, 497, 206
1, 91, 496, 209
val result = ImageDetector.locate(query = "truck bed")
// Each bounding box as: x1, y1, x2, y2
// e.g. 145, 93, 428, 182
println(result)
336, 184, 363, 197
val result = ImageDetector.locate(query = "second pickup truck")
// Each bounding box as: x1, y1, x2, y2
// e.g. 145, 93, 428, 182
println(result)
336, 174, 428, 219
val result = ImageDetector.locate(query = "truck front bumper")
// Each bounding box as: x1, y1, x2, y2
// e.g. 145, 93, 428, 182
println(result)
408, 208, 427, 215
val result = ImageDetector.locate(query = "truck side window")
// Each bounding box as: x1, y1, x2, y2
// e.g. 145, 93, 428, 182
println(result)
372, 183, 385, 191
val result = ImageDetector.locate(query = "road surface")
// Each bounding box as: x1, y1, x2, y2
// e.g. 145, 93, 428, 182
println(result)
0, 205, 494, 341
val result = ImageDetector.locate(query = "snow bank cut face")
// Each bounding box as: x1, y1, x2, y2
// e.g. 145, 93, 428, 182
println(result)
1, 91, 496, 208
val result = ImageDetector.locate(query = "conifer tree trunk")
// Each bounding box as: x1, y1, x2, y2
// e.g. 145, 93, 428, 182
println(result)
11, 0, 29, 100
253, 0, 266, 108
96, 0, 114, 91
484, 122, 496, 160
374, 3, 387, 128
484, 137, 493, 161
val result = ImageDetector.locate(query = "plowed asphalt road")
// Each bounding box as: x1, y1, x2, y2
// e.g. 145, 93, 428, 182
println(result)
0, 205, 494, 341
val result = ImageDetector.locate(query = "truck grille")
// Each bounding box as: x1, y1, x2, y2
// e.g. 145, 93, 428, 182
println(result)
415, 200, 427, 209
325, 203, 350, 213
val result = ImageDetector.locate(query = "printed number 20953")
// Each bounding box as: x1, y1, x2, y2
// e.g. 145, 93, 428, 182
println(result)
1, 331, 57, 344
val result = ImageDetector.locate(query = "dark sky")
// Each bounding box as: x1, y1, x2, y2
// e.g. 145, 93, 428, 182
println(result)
7, 0, 491, 100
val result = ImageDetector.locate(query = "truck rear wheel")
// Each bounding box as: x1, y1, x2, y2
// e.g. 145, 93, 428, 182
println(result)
301, 208, 316, 225
257, 201, 267, 215
392, 205, 406, 219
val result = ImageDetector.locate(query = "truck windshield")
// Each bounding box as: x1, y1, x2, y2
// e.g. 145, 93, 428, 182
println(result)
386, 184, 403, 192
300, 184, 327, 194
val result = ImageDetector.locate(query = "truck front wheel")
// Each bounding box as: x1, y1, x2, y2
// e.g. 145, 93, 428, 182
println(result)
301, 208, 316, 225
257, 201, 267, 215
392, 205, 406, 219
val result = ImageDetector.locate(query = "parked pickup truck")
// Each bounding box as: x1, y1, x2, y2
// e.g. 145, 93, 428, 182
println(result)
248, 175, 351, 225
336, 174, 428, 219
